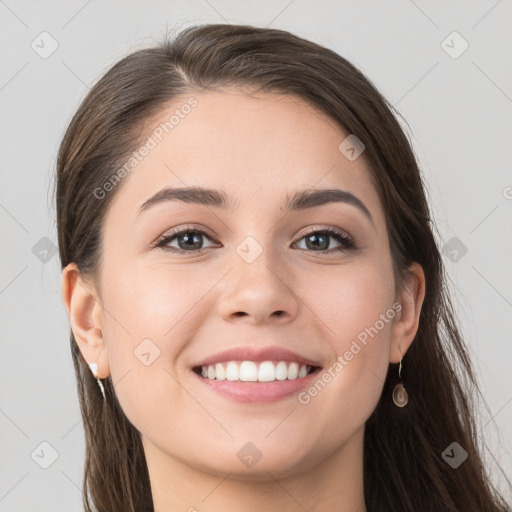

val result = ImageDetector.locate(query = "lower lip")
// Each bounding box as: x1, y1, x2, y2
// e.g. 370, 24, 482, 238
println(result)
191, 367, 322, 403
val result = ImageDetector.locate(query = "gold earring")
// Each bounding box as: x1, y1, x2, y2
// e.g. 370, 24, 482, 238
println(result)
89, 362, 106, 401
392, 356, 408, 407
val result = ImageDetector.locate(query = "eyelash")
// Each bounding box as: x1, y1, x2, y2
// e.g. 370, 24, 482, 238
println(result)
154, 225, 356, 255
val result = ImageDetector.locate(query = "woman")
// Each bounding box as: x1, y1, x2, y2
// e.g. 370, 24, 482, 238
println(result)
56, 23, 510, 512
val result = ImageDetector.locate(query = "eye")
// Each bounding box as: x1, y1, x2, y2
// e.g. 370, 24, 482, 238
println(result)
293, 227, 355, 253
154, 227, 218, 254
154, 225, 356, 254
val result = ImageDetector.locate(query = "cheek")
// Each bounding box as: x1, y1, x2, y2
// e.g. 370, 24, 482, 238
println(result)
99, 257, 227, 430
103, 258, 211, 347
307, 259, 395, 348
298, 262, 395, 420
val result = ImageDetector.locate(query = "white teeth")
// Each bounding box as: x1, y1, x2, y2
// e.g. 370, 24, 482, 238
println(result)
239, 361, 258, 381
215, 363, 226, 380
288, 362, 299, 379
199, 360, 314, 382
225, 361, 239, 381
258, 361, 275, 382
275, 361, 288, 380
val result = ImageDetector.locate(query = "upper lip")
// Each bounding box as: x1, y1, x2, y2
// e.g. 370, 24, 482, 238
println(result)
192, 346, 322, 369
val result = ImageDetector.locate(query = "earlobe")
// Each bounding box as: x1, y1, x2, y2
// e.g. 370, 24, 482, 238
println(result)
61, 263, 109, 378
389, 262, 426, 364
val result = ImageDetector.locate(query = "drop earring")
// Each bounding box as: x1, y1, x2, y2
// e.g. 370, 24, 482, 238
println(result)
392, 353, 408, 407
89, 362, 106, 401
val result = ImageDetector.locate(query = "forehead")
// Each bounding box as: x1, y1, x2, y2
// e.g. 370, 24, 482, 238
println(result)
106, 88, 382, 223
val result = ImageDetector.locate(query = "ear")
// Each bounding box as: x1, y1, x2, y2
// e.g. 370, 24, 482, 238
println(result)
389, 262, 426, 364
61, 263, 110, 378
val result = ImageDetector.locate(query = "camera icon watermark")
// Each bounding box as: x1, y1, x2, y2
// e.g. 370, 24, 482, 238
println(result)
441, 31, 469, 59
236, 442, 262, 468
31, 31, 59, 59
442, 237, 468, 263
236, 236, 263, 264
31, 441, 59, 469
133, 338, 161, 366
338, 134, 365, 161
442, 441, 468, 469
32, 236, 58, 263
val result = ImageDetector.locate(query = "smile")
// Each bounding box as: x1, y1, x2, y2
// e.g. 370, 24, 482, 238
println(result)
194, 360, 318, 382
192, 361, 323, 403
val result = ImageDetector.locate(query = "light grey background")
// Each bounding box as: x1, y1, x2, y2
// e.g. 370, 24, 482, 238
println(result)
1, 1, 511, 510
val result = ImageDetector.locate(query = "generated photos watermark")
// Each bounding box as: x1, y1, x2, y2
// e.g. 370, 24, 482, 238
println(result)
297, 301, 402, 405
93, 96, 198, 200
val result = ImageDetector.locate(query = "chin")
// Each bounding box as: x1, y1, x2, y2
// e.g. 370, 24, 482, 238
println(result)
190, 442, 316, 481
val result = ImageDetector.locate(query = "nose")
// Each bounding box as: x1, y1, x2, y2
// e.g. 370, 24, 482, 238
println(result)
216, 249, 300, 325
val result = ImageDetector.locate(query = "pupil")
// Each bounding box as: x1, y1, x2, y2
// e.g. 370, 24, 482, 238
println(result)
179, 232, 202, 250
306, 233, 328, 251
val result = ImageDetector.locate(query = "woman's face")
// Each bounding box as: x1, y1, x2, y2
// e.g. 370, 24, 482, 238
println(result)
74, 88, 418, 479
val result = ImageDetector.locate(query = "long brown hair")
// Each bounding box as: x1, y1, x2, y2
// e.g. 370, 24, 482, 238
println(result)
54, 23, 510, 512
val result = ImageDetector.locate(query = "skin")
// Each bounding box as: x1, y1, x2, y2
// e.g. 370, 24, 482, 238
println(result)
61, 88, 425, 512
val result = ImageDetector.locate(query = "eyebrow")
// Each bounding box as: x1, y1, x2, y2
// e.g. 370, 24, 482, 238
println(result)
138, 186, 374, 225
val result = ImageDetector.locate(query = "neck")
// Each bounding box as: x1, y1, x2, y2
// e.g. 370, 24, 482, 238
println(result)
144, 426, 367, 512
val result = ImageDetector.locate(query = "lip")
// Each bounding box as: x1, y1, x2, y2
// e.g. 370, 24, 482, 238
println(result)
192, 366, 323, 403
191, 345, 322, 369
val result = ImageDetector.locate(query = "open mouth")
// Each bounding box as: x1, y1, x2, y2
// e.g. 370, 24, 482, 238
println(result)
192, 361, 322, 382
